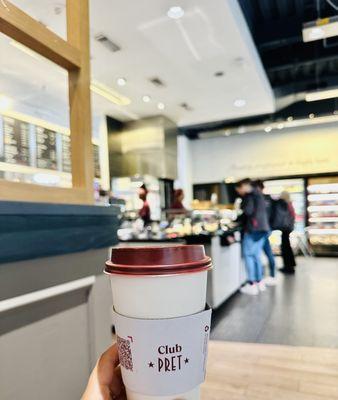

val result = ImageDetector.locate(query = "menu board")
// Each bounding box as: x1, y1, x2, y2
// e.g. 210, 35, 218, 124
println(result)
2, 116, 30, 165
93, 144, 101, 178
61, 134, 72, 173
0, 114, 101, 180
36, 126, 57, 170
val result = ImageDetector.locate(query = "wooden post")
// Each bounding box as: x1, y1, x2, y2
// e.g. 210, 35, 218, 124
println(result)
67, 0, 94, 203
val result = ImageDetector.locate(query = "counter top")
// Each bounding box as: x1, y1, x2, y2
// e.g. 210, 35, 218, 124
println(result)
0, 201, 120, 264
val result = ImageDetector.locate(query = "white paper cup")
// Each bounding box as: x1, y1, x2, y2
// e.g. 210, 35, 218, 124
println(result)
105, 245, 212, 400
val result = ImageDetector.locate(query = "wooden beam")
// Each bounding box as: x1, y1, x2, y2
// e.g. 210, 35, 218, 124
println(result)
0, 180, 92, 204
0, 0, 81, 70
67, 0, 94, 203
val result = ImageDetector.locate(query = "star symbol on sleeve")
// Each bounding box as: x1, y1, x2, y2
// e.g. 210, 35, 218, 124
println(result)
148, 361, 154, 368
184, 358, 189, 364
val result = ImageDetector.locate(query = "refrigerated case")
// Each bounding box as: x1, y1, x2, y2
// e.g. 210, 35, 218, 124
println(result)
263, 178, 306, 254
307, 177, 338, 255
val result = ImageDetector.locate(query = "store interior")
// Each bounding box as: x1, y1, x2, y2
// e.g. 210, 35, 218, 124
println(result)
1, 1, 338, 399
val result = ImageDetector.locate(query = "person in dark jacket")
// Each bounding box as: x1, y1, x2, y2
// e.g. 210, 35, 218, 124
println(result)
253, 180, 277, 285
235, 178, 270, 295
278, 191, 297, 274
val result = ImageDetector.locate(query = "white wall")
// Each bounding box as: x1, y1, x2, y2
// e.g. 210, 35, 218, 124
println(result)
176, 135, 193, 207
190, 123, 338, 183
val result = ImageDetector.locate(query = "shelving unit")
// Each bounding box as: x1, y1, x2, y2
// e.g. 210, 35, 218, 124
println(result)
264, 178, 306, 254
307, 178, 338, 255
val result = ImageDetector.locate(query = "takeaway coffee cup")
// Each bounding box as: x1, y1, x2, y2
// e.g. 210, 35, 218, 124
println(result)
105, 245, 212, 400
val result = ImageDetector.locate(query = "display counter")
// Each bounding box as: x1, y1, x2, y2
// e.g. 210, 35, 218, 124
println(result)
0, 201, 119, 400
120, 229, 245, 310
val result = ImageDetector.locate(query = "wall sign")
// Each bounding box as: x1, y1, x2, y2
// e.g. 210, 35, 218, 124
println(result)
61, 134, 72, 173
2, 116, 30, 165
36, 126, 57, 170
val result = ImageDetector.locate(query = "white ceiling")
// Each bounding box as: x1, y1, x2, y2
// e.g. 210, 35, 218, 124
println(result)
2, 0, 275, 128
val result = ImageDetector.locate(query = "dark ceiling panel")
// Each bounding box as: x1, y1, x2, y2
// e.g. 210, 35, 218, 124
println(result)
275, 0, 293, 18
238, 0, 338, 96
181, 0, 338, 137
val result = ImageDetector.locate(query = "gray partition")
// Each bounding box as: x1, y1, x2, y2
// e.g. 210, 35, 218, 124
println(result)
0, 201, 119, 400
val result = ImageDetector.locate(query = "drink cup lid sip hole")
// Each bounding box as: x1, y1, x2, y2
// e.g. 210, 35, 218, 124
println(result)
105, 245, 212, 276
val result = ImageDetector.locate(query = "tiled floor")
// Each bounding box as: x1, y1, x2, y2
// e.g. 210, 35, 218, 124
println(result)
211, 257, 338, 348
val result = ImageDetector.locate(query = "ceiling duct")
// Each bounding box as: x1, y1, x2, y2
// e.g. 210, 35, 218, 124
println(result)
108, 116, 178, 180
94, 33, 121, 53
149, 77, 165, 87
180, 102, 193, 111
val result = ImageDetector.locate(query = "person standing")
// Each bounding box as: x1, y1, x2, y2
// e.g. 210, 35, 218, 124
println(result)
278, 191, 296, 274
171, 189, 186, 213
235, 179, 270, 295
138, 184, 151, 225
253, 180, 277, 286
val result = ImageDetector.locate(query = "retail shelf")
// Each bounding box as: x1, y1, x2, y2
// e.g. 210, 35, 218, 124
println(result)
308, 183, 338, 193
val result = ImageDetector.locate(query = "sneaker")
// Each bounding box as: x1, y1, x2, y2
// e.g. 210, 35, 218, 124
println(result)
240, 283, 259, 296
264, 276, 278, 286
258, 281, 267, 292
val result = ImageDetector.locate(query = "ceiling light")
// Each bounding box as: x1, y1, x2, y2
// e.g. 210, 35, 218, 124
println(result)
233, 99, 246, 108
309, 113, 315, 119
287, 116, 293, 122
304, 26, 325, 41
0, 95, 12, 112
142, 95, 151, 103
264, 126, 272, 133
237, 126, 246, 134
90, 80, 131, 105
117, 77, 126, 86
157, 102, 165, 110
224, 130, 231, 136
167, 6, 184, 19
306, 87, 338, 102
303, 17, 338, 43
277, 123, 284, 130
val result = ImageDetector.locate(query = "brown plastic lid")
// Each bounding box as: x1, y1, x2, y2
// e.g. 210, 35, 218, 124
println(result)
105, 245, 212, 276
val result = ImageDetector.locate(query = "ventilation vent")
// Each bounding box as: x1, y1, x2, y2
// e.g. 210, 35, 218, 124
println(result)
149, 77, 165, 87
180, 102, 193, 111
95, 33, 121, 53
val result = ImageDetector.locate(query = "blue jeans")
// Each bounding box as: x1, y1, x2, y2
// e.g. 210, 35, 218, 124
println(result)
263, 232, 276, 277
242, 232, 268, 283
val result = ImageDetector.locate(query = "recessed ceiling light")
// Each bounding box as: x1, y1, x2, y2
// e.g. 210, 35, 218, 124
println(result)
117, 77, 126, 86
264, 126, 272, 133
309, 113, 315, 119
0, 95, 12, 112
234, 99, 246, 108
157, 102, 165, 110
167, 6, 185, 19
277, 123, 284, 130
238, 126, 246, 134
287, 116, 293, 122
142, 95, 151, 103
224, 130, 231, 136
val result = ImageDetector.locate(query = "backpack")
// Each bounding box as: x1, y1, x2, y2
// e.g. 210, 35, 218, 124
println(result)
270, 199, 294, 231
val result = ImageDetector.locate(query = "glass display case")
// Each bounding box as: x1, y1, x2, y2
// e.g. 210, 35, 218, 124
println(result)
307, 177, 338, 255
263, 178, 306, 254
